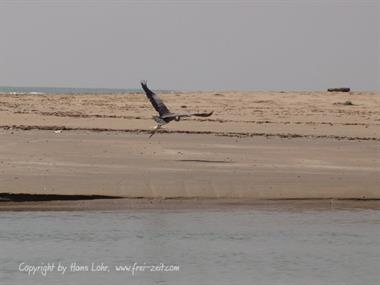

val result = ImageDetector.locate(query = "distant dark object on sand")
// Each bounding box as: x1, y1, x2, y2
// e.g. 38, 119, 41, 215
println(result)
327, 87, 351, 92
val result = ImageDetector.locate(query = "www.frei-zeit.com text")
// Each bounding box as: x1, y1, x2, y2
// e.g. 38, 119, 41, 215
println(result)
18, 262, 180, 276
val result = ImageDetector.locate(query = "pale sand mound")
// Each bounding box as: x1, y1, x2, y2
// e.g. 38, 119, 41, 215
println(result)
0, 130, 378, 200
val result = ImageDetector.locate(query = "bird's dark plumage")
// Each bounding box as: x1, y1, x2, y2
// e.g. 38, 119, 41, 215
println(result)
141, 80, 170, 116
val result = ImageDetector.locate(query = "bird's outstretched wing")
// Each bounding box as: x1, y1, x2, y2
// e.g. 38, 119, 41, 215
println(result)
141, 80, 170, 116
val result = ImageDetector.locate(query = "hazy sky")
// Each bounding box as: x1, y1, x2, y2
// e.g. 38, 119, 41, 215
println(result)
0, 0, 379, 91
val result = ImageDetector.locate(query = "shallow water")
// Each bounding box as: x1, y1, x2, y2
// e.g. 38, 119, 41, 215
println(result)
0, 86, 138, 94
0, 208, 379, 285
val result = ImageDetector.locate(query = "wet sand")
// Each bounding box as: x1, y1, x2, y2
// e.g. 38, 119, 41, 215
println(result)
0, 130, 379, 200
1, 197, 380, 212
0, 91, 379, 208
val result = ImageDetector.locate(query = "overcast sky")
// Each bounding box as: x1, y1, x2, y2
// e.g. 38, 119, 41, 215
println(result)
0, 0, 379, 91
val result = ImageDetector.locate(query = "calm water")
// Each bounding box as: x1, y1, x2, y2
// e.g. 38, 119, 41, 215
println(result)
0, 86, 175, 94
0, 86, 139, 94
0, 208, 379, 285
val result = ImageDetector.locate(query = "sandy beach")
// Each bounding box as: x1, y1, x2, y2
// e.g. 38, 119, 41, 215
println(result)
0, 91, 379, 207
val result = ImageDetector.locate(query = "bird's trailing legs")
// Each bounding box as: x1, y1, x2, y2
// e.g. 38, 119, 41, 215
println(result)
149, 124, 162, 138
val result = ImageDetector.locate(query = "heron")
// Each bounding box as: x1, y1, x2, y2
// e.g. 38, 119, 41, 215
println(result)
141, 81, 214, 138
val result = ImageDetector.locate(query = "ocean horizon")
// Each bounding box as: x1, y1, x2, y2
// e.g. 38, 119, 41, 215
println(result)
0, 86, 144, 94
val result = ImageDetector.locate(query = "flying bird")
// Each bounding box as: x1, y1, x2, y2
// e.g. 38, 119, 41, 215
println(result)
141, 81, 213, 138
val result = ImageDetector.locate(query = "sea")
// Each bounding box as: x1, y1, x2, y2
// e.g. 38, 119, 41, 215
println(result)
0, 86, 139, 94
0, 207, 379, 285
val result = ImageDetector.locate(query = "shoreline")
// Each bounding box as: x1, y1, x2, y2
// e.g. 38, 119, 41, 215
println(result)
1, 198, 380, 211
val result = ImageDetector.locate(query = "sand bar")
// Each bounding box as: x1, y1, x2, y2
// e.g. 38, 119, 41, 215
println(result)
0, 91, 379, 204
